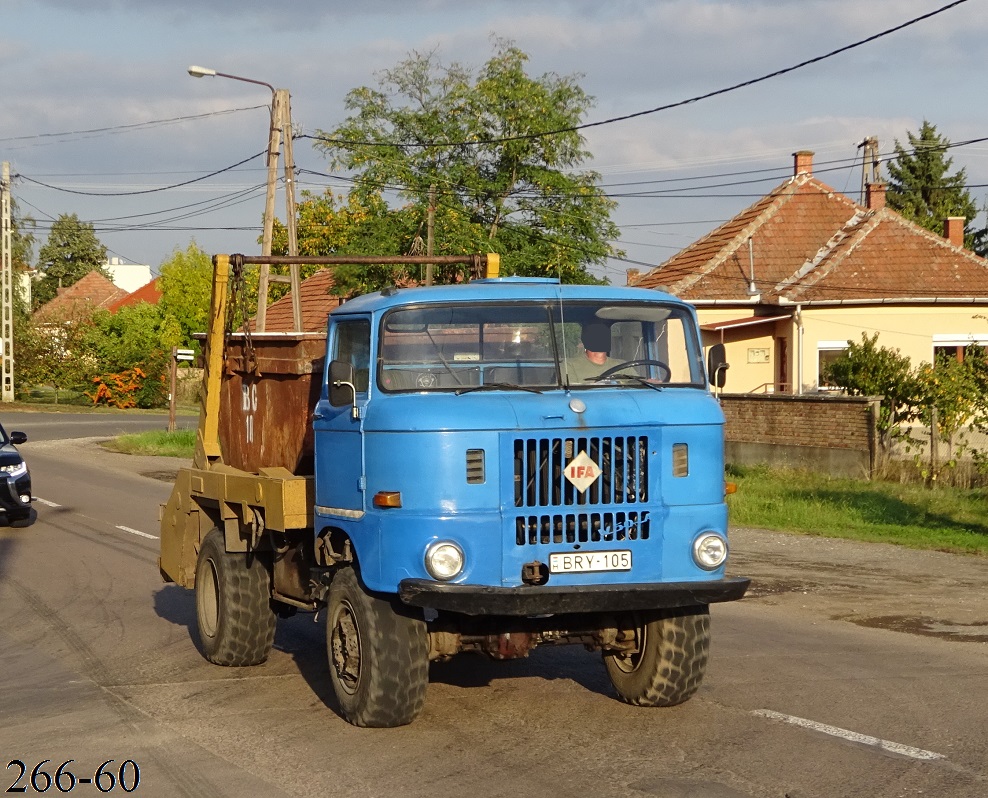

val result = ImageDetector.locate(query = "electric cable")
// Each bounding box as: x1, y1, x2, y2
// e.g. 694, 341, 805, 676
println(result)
301, 0, 971, 150
13, 150, 267, 196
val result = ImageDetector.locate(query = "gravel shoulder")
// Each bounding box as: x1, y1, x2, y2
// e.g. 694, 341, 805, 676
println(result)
28, 435, 191, 484
729, 526, 988, 643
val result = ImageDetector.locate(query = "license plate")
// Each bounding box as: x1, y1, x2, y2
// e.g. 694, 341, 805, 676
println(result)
548, 550, 632, 574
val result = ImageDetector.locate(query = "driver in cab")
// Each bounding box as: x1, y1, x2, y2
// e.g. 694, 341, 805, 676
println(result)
566, 321, 623, 384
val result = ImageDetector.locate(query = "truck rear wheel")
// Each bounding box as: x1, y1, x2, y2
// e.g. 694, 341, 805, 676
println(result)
604, 606, 710, 707
326, 566, 429, 727
195, 528, 276, 666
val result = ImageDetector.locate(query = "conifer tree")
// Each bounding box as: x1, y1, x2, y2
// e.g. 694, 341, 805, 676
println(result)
886, 121, 986, 254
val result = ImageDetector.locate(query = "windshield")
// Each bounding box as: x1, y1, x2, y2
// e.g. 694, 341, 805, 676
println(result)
378, 301, 705, 392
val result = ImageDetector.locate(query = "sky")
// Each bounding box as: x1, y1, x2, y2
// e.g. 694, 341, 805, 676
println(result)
3, 0, 987, 285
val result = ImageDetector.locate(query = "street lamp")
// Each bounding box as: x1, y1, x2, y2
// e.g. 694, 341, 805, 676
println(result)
187, 64, 300, 330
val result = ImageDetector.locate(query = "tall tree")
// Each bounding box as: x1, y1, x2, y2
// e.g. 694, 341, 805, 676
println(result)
886, 121, 986, 254
158, 242, 213, 347
312, 39, 621, 294
34, 213, 109, 309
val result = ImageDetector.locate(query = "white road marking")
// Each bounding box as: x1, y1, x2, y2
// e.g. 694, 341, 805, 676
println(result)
753, 709, 946, 761
34, 497, 60, 508
115, 525, 158, 540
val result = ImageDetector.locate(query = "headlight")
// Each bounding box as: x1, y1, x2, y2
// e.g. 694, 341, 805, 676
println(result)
692, 533, 728, 570
0, 461, 27, 478
424, 540, 464, 581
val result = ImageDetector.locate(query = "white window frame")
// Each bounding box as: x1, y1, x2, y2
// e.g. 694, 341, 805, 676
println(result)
816, 340, 849, 391
932, 333, 988, 362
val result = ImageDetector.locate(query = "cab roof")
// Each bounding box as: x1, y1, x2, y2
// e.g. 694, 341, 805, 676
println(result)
330, 277, 681, 317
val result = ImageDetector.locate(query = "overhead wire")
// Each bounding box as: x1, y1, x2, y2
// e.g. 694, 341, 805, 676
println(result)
13, 150, 267, 197
300, 0, 970, 150
0, 106, 268, 145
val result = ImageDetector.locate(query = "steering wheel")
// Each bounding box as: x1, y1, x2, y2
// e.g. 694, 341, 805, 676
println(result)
594, 358, 671, 382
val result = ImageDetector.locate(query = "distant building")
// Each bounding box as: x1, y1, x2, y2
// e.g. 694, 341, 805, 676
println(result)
632, 149, 988, 394
104, 257, 152, 294
33, 271, 129, 324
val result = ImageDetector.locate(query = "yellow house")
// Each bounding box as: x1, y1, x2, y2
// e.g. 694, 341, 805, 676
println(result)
631, 151, 988, 394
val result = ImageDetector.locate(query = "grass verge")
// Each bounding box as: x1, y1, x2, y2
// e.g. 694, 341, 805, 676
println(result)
102, 428, 196, 458
727, 463, 988, 556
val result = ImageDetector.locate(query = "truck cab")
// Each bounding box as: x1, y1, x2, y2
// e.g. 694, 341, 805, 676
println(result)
160, 256, 747, 728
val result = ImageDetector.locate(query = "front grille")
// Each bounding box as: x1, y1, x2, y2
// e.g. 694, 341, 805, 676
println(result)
513, 435, 649, 508
515, 510, 651, 545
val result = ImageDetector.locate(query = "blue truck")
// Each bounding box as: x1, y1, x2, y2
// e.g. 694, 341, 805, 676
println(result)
159, 253, 747, 727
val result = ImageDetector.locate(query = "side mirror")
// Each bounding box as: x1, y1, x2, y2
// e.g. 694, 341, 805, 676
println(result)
8, 431, 26, 445
329, 360, 356, 408
707, 344, 729, 389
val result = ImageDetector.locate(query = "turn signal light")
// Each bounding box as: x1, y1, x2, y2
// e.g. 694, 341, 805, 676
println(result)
725, 481, 737, 496
373, 491, 402, 508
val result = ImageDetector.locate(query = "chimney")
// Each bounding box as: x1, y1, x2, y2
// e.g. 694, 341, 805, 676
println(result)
626, 268, 640, 286
944, 217, 965, 248
793, 150, 814, 177
865, 181, 886, 210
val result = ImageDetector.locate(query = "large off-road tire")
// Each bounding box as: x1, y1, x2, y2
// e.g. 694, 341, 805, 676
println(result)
604, 606, 710, 707
327, 566, 429, 728
195, 528, 276, 666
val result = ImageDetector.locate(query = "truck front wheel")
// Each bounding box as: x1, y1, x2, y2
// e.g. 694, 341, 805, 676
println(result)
326, 566, 429, 727
603, 606, 710, 707
195, 528, 276, 666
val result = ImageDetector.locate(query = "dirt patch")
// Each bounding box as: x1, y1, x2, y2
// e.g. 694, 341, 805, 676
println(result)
730, 526, 988, 644
837, 615, 988, 643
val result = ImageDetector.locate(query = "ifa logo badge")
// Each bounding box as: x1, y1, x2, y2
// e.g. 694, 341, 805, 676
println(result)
564, 450, 602, 493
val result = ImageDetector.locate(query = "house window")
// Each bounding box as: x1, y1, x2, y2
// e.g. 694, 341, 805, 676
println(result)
817, 340, 849, 390
932, 334, 988, 364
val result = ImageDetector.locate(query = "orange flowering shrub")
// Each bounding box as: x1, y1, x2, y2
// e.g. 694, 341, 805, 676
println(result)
86, 367, 148, 409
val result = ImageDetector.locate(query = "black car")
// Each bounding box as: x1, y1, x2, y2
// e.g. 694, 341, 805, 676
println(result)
0, 423, 33, 527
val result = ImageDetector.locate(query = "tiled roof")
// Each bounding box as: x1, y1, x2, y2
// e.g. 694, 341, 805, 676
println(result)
249, 268, 343, 333
633, 171, 988, 304
107, 277, 162, 312
34, 270, 129, 322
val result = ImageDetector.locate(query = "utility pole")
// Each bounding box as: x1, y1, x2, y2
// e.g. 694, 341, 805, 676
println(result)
1, 162, 14, 403
256, 88, 301, 331
425, 185, 436, 287
858, 136, 880, 204
187, 67, 300, 331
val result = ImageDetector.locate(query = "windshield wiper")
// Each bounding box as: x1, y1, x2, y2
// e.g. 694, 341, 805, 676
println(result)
584, 374, 663, 391
456, 382, 544, 396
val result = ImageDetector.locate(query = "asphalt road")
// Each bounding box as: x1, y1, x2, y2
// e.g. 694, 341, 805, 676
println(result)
0, 409, 195, 442
1, 411, 986, 797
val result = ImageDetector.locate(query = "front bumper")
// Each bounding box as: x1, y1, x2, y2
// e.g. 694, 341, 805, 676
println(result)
0, 473, 31, 516
398, 576, 750, 616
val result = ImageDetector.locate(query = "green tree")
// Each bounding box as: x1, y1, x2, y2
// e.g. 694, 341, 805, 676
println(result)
912, 353, 982, 485
34, 213, 109, 309
311, 39, 621, 295
158, 242, 213, 347
80, 304, 180, 407
886, 120, 986, 254
15, 304, 98, 402
824, 333, 921, 459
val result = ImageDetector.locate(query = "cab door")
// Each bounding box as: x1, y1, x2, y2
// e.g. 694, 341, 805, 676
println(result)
313, 317, 371, 515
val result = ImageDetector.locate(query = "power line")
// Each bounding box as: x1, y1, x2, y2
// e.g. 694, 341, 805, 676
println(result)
301, 0, 971, 151
0, 106, 268, 145
13, 151, 267, 196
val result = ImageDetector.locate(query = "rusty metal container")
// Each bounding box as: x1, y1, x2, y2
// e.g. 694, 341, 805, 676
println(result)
219, 333, 326, 475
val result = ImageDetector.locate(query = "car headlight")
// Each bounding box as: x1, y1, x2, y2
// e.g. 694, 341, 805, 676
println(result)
0, 461, 27, 478
692, 532, 728, 570
424, 540, 464, 581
